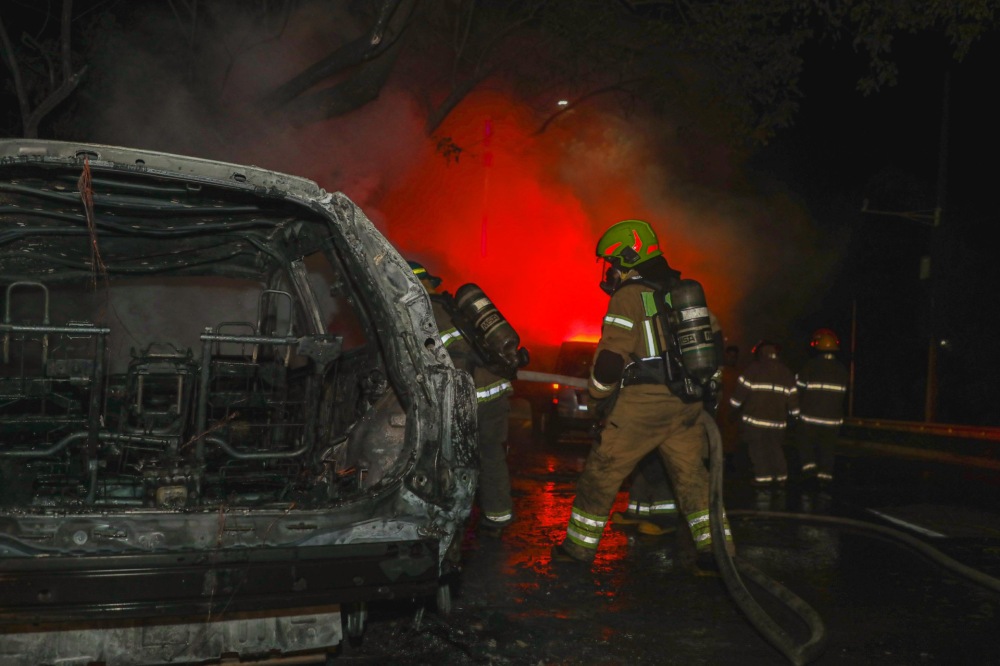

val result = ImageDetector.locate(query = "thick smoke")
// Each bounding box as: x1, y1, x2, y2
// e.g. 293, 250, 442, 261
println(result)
65, 1, 839, 365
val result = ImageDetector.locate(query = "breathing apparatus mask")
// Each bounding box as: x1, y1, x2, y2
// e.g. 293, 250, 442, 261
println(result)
598, 247, 641, 295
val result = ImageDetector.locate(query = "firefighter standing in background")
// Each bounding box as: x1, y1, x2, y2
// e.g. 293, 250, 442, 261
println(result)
729, 341, 799, 486
795, 329, 849, 485
409, 261, 515, 534
552, 219, 733, 567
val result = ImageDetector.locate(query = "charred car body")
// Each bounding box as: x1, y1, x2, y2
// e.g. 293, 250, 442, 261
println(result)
0, 141, 477, 665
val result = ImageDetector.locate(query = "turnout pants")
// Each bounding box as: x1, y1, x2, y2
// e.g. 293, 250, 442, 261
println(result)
563, 386, 733, 559
477, 397, 513, 526
626, 452, 678, 520
796, 421, 838, 481
742, 425, 788, 483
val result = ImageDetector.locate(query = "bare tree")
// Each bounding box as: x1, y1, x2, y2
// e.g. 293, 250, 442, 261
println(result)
0, 0, 88, 139
262, 0, 419, 124
258, 0, 995, 144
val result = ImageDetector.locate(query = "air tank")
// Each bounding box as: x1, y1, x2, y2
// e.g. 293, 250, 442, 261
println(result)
454, 283, 526, 372
669, 279, 718, 383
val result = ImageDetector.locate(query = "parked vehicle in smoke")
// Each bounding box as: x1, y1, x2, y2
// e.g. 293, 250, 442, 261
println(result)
0, 140, 477, 665
545, 340, 599, 442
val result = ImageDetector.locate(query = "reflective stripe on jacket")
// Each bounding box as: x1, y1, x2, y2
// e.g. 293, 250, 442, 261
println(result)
796, 355, 849, 426
589, 281, 666, 398
730, 357, 798, 429
431, 301, 510, 403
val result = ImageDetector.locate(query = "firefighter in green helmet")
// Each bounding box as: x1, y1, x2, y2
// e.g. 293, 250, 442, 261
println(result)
552, 220, 734, 568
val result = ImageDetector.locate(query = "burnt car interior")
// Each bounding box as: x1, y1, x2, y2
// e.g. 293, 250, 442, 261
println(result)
0, 162, 405, 513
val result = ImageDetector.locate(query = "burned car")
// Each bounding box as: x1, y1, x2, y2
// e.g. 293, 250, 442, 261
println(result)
0, 140, 477, 665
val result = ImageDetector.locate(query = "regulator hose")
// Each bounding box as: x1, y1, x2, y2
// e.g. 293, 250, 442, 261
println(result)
705, 417, 828, 666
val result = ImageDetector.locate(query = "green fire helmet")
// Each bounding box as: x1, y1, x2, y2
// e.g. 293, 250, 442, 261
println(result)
596, 219, 663, 269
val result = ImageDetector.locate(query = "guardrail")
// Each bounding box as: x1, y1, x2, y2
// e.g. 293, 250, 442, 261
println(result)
844, 418, 1000, 442
839, 418, 1000, 471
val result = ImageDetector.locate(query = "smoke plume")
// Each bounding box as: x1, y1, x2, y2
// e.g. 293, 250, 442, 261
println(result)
62, 1, 839, 365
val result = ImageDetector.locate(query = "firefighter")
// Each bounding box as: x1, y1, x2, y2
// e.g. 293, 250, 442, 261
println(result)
612, 315, 724, 537
795, 329, 849, 485
729, 341, 799, 486
610, 450, 679, 535
551, 219, 733, 567
409, 261, 514, 534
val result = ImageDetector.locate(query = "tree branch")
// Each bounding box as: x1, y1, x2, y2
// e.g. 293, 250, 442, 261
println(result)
24, 65, 88, 138
451, 0, 476, 88
0, 14, 32, 136
286, 40, 406, 124
534, 77, 647, 135
426, 73, 480, 134
262, 0, 409, 110
60, 0, 72, 81
22, 34, 56, 91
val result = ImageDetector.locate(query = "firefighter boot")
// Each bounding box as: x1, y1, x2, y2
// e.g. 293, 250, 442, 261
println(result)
551, 540, 594, 565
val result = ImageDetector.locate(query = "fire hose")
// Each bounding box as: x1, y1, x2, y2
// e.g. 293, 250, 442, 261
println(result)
516, 371, 588, 389
704, 416, 827, 665
517, 373, 1000, 663
704, 417, 1000, 664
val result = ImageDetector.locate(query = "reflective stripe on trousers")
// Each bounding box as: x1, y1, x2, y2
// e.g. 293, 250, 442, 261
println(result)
566, 506, 607, 549
686, 509, 733, 550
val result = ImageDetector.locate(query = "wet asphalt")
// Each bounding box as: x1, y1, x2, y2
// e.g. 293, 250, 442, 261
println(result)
345, 418, 1000, 665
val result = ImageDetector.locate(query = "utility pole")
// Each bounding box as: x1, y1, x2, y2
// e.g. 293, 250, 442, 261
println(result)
924, 72, 950, 423
860, 71, 950, 423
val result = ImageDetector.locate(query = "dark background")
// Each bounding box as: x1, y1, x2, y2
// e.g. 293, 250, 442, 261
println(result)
752, 34, 998, 425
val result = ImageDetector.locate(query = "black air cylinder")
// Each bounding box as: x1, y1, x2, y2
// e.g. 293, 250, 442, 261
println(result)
454, 283, 522, 369
669, 279, 717, 382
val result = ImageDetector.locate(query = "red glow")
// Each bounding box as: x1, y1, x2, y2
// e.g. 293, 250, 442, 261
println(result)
551, 383, 560, 389
377, 93, 740, 354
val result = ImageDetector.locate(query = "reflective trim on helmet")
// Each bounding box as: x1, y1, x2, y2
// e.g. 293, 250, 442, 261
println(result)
603, 315, 634, 330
